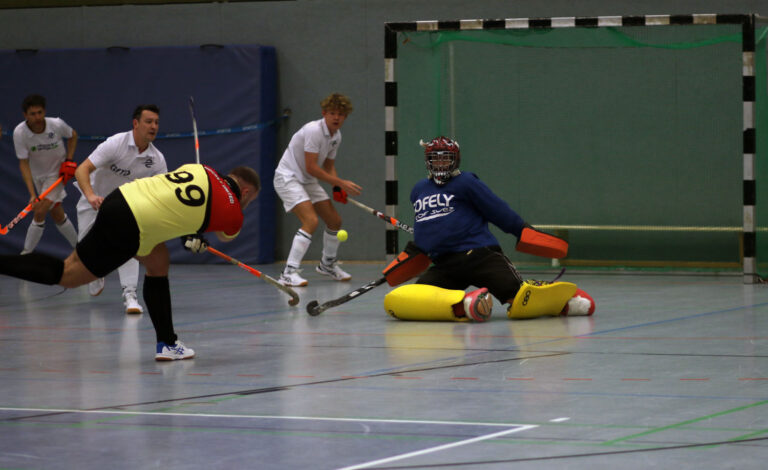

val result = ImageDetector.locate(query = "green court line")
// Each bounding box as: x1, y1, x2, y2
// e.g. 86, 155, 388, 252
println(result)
727, 428, 768, 441
601, 399, 768, 445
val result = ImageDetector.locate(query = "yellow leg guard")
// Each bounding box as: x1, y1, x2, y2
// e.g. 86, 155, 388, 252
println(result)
507, 281, 577, 319
384, 284, 467, 321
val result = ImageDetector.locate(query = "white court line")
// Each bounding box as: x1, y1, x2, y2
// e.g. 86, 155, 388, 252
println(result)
0, 407, 533, 429
336, 425, 538, 470
3, 407, 538, 468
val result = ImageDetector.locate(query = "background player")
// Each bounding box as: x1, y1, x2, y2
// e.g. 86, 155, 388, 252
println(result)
273, 92, 361, 287
0, 163, 260, 361
74, 104, 167, 314
384, 137, 595, 322
12, 94, 79, 254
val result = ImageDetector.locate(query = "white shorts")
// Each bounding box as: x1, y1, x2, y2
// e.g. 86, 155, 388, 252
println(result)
76, 195, 98, 241
273, 173, 330, 212
34, 173, 66, 204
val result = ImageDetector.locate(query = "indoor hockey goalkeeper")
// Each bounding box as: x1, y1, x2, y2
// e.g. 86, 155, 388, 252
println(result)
384, 136, 595, 322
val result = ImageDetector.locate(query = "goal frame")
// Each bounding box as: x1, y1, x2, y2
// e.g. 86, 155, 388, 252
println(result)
384, 13, 762, 283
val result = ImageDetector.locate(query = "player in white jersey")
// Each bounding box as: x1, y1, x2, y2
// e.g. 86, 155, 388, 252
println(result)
74, 104, 167, 314
12, 94, 79, 254
273, 93, 361, 287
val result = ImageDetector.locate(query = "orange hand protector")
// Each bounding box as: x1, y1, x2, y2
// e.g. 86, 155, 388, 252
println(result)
516, 227, 568, 259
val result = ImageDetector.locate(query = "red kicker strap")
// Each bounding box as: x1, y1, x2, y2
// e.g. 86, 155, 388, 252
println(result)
516, 227, 568, 259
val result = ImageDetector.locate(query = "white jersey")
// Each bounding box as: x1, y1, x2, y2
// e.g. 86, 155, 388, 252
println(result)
75, 130, 167, 198
275, 118, 341, 184
13, 117, 74, 177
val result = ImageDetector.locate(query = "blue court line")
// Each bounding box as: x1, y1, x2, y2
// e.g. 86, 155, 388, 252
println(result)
1, 115, 288, 141
359, 300, 768, 377
581, 301, 768, 337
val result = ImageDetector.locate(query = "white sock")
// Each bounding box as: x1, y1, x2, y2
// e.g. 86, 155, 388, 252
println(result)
56, 216, 78, 248
285, 229, 312, 271
322, 228, 340, 264
118, 258, 140, 292
22, 220, 45, 254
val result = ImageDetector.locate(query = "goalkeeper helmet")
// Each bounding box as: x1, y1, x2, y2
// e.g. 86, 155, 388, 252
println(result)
421, 136, 460, 185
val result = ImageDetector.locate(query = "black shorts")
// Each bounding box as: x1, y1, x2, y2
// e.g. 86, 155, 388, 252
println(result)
76, 190, 141, 278
416, 246, 523, 303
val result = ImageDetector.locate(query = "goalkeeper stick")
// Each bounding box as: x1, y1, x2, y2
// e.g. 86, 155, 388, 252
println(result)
306, 276, 387, 316
206, 246, 300, 306
0, 176, 64, 235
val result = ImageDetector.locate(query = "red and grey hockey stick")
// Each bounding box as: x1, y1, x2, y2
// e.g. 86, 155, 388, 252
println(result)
346, 197, 413, 234
0, 176, 64, 235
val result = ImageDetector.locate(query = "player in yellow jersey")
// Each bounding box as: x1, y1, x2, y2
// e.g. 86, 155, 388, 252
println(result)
0, 163, 260, 361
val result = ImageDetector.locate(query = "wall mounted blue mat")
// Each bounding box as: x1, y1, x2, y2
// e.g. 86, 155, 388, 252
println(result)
0, 44, 277, 264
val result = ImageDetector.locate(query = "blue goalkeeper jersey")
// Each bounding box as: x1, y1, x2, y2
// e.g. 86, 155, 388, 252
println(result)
410, 172, 526, 258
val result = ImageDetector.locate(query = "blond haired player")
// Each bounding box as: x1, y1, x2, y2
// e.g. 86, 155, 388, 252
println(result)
74, 104, 167, 314
274, 93, 361, 286
12, 94, 79, 254
0, 164, 260, 361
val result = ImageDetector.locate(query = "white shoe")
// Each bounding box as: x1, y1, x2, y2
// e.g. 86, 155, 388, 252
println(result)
89, 278, 105, 297
279, 267, 308, 287
123, 288, 143, 314
316, 259, 351, 281
155, 340, 195, 361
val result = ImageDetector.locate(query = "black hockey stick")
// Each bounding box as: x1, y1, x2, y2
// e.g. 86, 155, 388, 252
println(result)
306, 276, 387, 316
189, 96, 201, 164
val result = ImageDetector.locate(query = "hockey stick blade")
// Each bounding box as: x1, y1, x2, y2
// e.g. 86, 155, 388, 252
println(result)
206, 246, 300, 306
306, 277, 387, 316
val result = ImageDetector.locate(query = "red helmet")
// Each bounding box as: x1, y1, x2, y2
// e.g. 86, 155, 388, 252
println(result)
422, 136, 460, 184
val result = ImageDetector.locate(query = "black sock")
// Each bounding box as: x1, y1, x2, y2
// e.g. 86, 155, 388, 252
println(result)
0, 253, 64, 285
143, 275, 177, 345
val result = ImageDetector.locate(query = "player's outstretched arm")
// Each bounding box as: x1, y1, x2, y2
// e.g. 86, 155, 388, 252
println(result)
305, 152, 362, 196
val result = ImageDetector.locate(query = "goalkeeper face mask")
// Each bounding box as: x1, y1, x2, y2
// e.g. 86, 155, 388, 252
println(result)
421, 136, 461, 185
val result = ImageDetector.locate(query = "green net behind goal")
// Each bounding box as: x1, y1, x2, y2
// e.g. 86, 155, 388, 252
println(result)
392, 23, 768, 273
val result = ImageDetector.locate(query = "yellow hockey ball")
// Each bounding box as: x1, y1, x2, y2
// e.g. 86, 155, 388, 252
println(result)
337, 229, 348, 242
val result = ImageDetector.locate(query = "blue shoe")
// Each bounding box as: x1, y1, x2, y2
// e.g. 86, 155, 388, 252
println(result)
155, 341, 195, 361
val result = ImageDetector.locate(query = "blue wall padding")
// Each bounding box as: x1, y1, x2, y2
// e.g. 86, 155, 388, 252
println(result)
0, 44, 277, 264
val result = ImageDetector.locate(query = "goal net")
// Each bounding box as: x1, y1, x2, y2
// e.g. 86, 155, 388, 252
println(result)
384, 15, 768, 282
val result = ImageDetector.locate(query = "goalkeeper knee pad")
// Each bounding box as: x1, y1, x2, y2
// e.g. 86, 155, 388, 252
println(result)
384, 284, 492, 322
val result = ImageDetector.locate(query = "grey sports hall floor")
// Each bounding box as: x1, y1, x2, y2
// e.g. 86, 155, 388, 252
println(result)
1, 263, 766, 469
